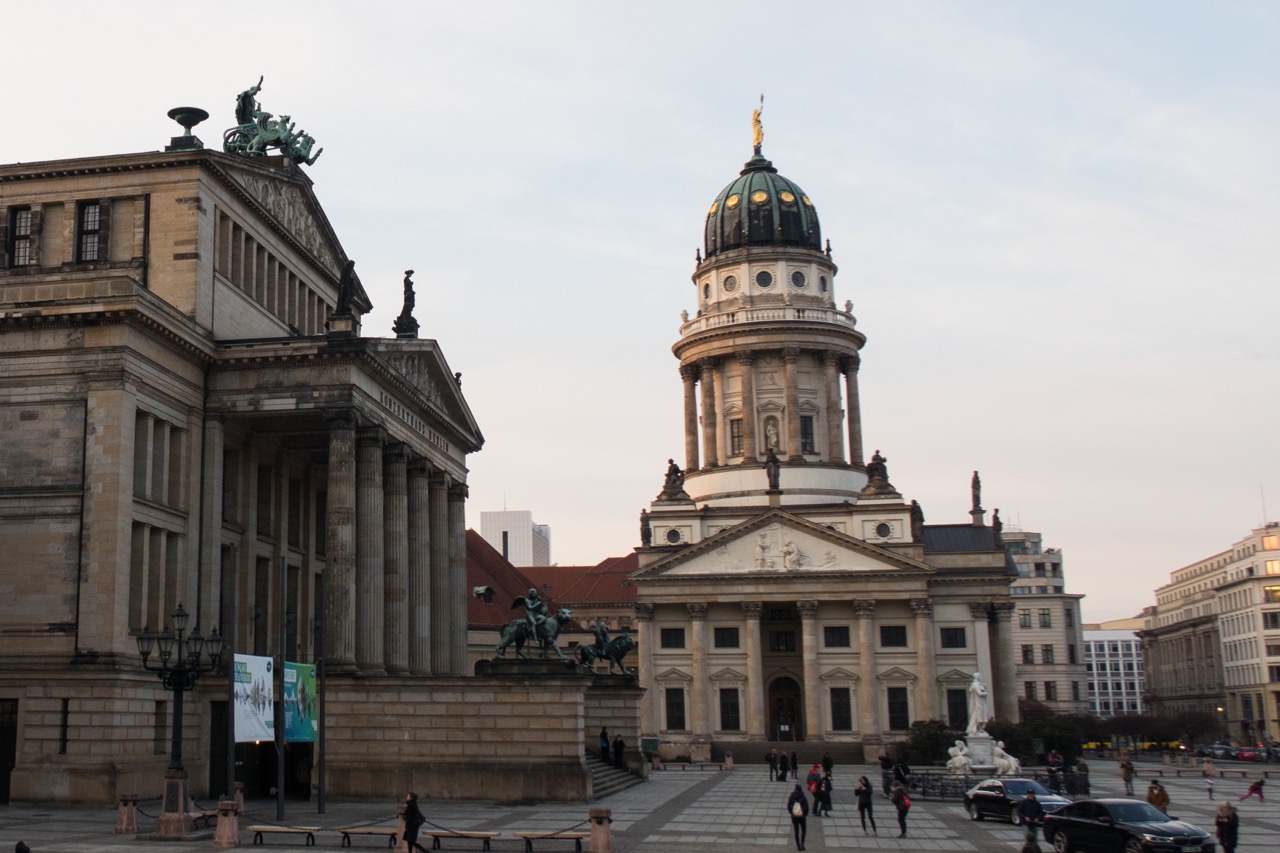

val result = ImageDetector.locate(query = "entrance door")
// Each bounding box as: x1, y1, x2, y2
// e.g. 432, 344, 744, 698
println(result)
0, 699, 16, 804
768, 677, 804, 741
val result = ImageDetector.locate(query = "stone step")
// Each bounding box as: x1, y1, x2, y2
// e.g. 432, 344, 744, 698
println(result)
586, 755, 643, 800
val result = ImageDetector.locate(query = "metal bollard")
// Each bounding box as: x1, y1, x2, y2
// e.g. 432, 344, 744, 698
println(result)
214, 800, 239, 848
235, 780, 246, 815
590, 807, 615, 853
114, 793, 138, 834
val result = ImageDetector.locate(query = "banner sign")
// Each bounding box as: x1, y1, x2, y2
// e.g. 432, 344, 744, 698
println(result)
233, 654, 275, 743
284, 661, 318, 743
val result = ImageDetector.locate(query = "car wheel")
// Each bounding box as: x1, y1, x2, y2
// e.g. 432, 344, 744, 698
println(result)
1123, 840, 1143, 853
966, 801, 983, 821
1009, 805, 1022, 826
1052, 830, 1072, 853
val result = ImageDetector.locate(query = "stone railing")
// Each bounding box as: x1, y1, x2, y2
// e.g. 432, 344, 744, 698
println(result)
679, 304, 856, 337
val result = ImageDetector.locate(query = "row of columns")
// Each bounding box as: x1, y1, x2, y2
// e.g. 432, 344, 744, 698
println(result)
325, 414, 466, 676
636, 598, 1014, 741
680, 350, 864, 472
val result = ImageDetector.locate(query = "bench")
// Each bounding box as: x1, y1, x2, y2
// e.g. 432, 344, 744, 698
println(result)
192, 810, 219, 829
509, 830, 590, 852
248, 825, 320, 846
337, 826, 398, 847
426, 829, 501, 850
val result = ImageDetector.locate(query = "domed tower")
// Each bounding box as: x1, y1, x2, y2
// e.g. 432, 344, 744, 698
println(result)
674, 124, 868, 507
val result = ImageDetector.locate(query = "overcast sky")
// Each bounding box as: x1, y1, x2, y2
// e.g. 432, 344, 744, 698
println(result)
7, 2, 1278, 622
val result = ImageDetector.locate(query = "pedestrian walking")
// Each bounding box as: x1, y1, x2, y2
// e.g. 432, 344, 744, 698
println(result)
821, 751, 833, 777
599, 728, 610, 764
1241, 778, 1266, 802
790, 750, 798, 778
612, 733, 625, 769
818, 771, 833, 818
879, 752, 894, 796
806, 764, 823, 815
767, 748, 778, 781
1215, 801, 1240, 853
854, 775, 877, 834
890, 779, 911, 838
786, 783, 809, 850
778, 751, 790, 782
1147, 779, 1170, 812
1017, 789, 1047, 844
402, 791, 429, 853
1119, 757, 1135, 797
1204, 771, 1215, 800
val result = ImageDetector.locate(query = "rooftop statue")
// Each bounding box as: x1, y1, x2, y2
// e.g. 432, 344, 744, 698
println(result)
751, 94, 765, 151
224, 76, 323, 166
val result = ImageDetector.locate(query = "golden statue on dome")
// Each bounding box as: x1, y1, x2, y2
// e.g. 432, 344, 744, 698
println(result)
752, 94, 765, 151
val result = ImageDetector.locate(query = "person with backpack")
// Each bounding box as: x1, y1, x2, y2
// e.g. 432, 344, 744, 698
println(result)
890, 779, 911, 838
806, 763, 823, 815
402, 791, 428, 853
786, 783, 809, 850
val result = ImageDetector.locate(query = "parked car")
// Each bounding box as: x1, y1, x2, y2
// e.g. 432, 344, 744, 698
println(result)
964, 778, 1070, 825
1234, 746, 1258, 761
1044, 798, 1215, 853
1209, 745, 1237, 760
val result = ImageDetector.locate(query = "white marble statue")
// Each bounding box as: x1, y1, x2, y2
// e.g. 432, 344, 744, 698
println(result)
946, 740, 972, 775
993, 740, 1021, 776
966, 672, 991, 735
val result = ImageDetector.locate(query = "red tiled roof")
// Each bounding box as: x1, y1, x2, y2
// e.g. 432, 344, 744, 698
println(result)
466, 529, 539, 628
519, 553, 638, 606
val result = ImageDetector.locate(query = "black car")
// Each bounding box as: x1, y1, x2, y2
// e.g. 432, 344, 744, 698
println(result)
1044, 798, 1215, 853
963, 778, 1070, 825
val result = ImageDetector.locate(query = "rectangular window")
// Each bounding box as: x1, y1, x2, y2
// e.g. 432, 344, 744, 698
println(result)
76, 201, 102, 262
659, 627, 685, 649
1018, 609, 1032, 628
940, 627, 966, 649
1071, 681, 1080, 701
1038, 608, 1052, 628
719, 688, 741, 731
1022, 644, 1035, 664
830, 687, 853, 731
664, 688, 686, 731
1042, 644, 1056, 664
729, 419, 743, 457
1265, 612, 1280, 630
946, 688, 968, 730
1270, 666, 1280, 683
7, 206, 32, 267
1064, 607, 1075, 628
1267, 560, 1280, 576
879, 625, 908, 647
713, 626, 740, 648
886, 686, 910, 730
1068, 644, 1078, 664
800, 416, 815, 453
1264, 535, 1279, 550
1266, 644, 1280, 657
1045, 681, 1058, 701
313, 490, 327, 555
824, 626, 850, 648
769, 630, 796, 652
1266, 587, 1280, 604
59, 699, 69, 755
1024, 681, 1038, 701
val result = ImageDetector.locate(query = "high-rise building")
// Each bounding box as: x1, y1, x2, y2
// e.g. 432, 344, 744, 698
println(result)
1082, 618, 1145, 716
480, 510, 552, 566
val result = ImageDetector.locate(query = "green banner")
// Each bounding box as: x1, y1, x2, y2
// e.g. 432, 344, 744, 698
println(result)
284, 662, 318, 743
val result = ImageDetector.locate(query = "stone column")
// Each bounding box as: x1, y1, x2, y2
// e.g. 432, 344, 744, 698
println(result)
990, 602, 1018, 722
428, 472, 451, 675
910, 599, 936, 721
737, 352, 758, 461
823, 352, 844, 463
382, 444, 409, 674
700, 359, 719, 468
635, 603, 657, 738
324, 413, 357, 671
969, 602, 994, 713
356, 428, 386, 674
407, 460, 432, 674
799, 600, 821, 740
783, 348, 801, 459
844, 355, 864, 467
681, 365, 699, 471
200, 416, 226, 624
448, 482, 469, 675
853, 600, 880, 739
688, 603, 710, 742
742, 602, 765, 738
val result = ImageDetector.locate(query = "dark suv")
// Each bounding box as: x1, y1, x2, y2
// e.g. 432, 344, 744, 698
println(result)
1044, 798, 1214, 853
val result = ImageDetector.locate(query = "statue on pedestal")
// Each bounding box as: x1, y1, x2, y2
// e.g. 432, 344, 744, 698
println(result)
966, 672, 991, 735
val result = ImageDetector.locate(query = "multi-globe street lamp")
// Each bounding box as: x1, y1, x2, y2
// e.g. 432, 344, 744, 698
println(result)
136, 603, 224, 838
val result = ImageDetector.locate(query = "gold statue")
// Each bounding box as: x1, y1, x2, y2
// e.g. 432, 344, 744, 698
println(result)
752, 94, 764, 149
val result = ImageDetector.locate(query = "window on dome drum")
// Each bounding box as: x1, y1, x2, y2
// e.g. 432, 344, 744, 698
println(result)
880, 625, 907, 647
770, 630, 796, 652
819, 276, 828, 292
1022, 645, 1035, 664
946, 689, 967, 730
664, 688, 686, 731
660, 627, 685, 649
703, 282, 710, 300
940, 627, 966, 648
886, 687, 909, 730
824, 626, 850, 648
800, 416, 815, 453
791, 270, 806, 288
714, 626, 740, 648
729, 419, 743, 456
830, 688, 853, 731
719, 688, 741, 731
76, 200, 102, 262
755, 270, 773, 288
7, 206, 32, 267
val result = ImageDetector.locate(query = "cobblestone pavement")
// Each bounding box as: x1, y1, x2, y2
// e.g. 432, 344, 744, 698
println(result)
1, 759, 1278, 851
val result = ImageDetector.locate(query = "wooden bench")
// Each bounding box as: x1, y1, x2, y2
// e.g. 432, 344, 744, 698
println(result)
192, 810, 219, 829
509, 830, 590, 852
337, 826, 398, 847
426, 829, 501, 850
248, 825, 320, 846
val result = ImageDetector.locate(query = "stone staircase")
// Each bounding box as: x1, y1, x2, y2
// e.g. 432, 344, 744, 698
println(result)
711, 741, 868, 769
587, 755, 644, 799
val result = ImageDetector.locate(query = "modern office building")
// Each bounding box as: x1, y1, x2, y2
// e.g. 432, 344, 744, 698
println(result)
1082, 618, 1145, 716
480, 510, 552, 566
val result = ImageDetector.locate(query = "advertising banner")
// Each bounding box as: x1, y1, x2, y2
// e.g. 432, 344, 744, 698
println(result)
233, 654, 275, 743
284, 661, 318, 743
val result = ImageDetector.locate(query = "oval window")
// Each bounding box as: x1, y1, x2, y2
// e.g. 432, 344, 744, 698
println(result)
703, 282, 710, 299
708, 201, 719, 215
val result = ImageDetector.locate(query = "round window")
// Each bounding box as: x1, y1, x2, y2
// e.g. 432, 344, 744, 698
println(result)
875, 522, 892, 538
755, 270, 773, 288
791, 270, 806, 288
723, 275, 738, 292
665, 528, 682, 544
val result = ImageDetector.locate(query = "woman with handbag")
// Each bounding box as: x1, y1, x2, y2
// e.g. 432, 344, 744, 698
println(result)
890, 779, 911, 838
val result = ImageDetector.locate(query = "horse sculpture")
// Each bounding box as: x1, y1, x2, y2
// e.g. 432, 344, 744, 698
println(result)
576, 634, 638, 675
495, 607, 573, 661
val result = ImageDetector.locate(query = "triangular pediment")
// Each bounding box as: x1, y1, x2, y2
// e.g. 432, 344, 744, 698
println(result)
819, 667, 860, 682
710, 667, 746, 682
937, 668, 975, 686
633, 509, 931, 580
368, 341, 483, 451
656, 668, 692, 683
877, 666, 917, 684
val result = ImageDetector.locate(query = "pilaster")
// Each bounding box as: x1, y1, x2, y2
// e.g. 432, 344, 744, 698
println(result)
742, 601, 765, 738
737, 352, 758, 461
783, 348, 801, 459
910, 599, 936, 720
853, 599, 879, 739
844, 355, 864, 467
798, 600, 821, 740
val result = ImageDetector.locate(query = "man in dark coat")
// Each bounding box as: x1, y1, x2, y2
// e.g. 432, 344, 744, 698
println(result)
767, 748, 779, 780
1017, 789, 1047, 843
612, 733, 625, 769
778, 751, 790, 782
786, 783, 809, 850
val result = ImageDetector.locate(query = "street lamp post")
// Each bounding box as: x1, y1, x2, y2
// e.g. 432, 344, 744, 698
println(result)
136, 604, 224, 839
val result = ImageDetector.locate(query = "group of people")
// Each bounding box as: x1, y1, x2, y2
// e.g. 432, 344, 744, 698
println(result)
597, 728, 626, 768
766, 747, 801, 781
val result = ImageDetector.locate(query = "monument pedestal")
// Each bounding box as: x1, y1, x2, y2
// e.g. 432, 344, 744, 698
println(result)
965, 732, 996, 776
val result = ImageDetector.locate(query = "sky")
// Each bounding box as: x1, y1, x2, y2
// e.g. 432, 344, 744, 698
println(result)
6, 2, 1278, 623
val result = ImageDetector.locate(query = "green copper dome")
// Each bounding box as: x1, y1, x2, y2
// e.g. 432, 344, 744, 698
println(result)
703, 152, 822, 259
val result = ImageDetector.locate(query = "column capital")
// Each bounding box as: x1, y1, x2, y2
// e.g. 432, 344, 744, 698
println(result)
634, 603, 655, 622
741, 601, 763, 619
968, 601, 992, 620
448, 482, 469, 501
699, 357, 719, 372
782, 346, 800, 364
736, 350, 755, 366
326, 410, 357, 430
383, 443, 409, 464
797, 600, 820, 619
852, 599, 876, 617
407, 457, 431, 476
429, 470, 452, 489
687, 602, 709, 619
990, 601, 1016, 620
357, 426, 385, 446
680, 363, 700, 382
843, 353, 862, 373
822, 350, 842, 367
909, 599, 934, 618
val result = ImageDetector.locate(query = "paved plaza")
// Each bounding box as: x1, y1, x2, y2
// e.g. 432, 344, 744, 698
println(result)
1, 759, 1278, 851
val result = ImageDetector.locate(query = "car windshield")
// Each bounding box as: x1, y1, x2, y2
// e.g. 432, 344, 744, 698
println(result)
1004, 781, 1051, 796
1108, 803, 1170, 823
